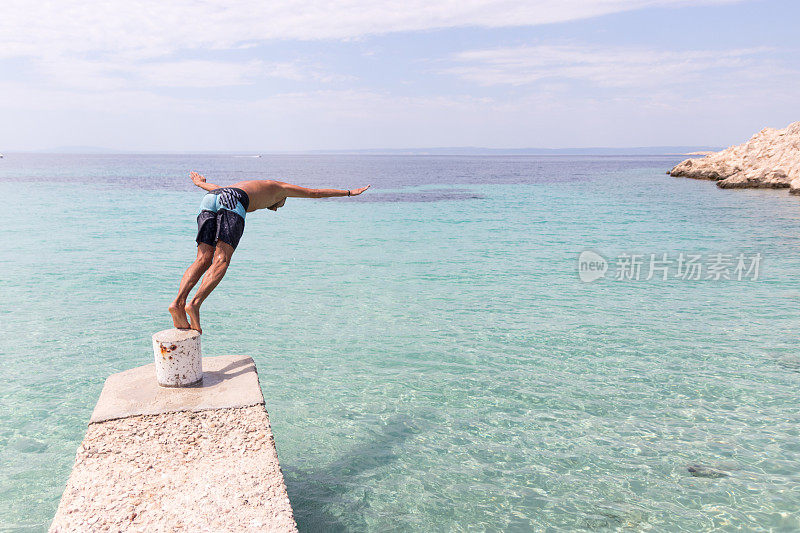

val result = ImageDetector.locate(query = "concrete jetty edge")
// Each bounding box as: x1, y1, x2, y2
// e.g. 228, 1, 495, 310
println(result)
49, 355, 298, 532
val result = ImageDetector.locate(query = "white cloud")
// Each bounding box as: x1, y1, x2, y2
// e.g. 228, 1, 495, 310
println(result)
26, 56, 347, 89
135, 60, 265, 88
0, 1, 742, 60
1, 77, 797, 151
0, 1, 748, 104
444, 44, 780, 88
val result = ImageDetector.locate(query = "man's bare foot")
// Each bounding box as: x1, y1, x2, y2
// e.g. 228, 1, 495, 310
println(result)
185, 300, 202, 334
169, 302, 191, 329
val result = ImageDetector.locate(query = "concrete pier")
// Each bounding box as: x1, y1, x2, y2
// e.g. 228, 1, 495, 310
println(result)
50, 354, 297, 532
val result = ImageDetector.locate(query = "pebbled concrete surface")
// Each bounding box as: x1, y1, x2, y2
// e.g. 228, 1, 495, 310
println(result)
50, 406, 297, 532
50, 355, 297, 532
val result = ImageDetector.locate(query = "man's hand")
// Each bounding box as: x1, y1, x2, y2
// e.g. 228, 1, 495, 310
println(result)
190, 171, 207, 186
350, 184, 371, 196
189, 171, 220, 191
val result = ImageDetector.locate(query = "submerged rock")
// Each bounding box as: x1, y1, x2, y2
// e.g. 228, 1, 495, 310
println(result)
669, 121, 800, 192
9, 436, 48, 453
687, 464, 730, 478
775, 355, 800, 372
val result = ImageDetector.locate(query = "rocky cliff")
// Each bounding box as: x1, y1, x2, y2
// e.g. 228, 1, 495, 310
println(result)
669, 121, 800, 193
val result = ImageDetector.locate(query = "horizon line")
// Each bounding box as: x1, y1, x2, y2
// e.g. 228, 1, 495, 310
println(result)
4, 144, 722, 156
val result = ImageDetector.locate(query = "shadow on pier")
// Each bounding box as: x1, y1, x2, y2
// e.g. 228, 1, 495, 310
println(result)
196, 356, 255, 387
282, 414, 418, 532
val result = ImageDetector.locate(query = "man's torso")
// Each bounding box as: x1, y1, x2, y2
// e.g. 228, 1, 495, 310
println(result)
231, 180, 285, 212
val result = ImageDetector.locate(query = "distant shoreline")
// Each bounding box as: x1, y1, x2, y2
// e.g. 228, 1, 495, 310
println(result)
3, 147, 720, 157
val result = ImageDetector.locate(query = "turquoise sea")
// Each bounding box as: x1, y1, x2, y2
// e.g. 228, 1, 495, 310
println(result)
2, 154, 800, 532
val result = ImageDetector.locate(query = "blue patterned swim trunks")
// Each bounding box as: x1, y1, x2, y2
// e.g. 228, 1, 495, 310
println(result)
196, 187, 250, 250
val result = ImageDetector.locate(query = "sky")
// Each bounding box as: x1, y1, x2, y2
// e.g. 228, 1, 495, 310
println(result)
0, 0, 798, 151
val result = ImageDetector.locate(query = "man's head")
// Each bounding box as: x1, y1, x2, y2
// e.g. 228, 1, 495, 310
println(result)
267, 197, 286, 211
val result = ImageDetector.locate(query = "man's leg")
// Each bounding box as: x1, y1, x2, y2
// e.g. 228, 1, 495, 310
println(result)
169, 243, 214, 329
185, 241, 234, 334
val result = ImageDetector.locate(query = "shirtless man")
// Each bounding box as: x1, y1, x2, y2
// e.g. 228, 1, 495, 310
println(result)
169, 171, 370, 333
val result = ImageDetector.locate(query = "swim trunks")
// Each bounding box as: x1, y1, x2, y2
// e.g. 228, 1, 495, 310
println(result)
196, 187, 250, 250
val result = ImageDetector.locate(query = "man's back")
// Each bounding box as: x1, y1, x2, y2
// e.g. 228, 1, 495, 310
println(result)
231, 180, 285, 212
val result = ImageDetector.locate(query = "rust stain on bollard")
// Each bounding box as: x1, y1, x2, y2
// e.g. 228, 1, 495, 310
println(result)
159, 343, 179, 355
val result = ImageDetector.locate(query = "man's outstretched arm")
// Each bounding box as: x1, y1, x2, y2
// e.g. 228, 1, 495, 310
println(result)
279, 182, 371, 198
190, 171, 221, 192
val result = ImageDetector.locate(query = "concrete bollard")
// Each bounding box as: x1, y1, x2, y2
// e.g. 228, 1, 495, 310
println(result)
152, 329, 203, 387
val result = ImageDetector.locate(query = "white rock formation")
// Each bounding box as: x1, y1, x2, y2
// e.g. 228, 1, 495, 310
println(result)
669, 121, 800, 193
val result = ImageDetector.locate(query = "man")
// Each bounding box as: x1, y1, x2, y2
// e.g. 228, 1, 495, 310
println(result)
169, 171, 370, 333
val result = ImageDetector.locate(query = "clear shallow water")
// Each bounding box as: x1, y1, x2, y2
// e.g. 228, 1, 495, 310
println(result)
1, 154, 800, 531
